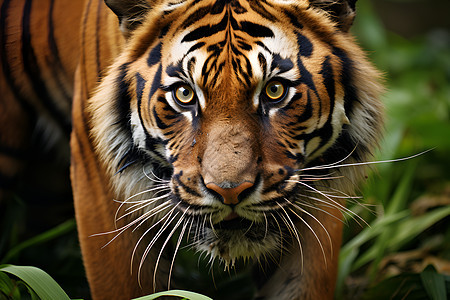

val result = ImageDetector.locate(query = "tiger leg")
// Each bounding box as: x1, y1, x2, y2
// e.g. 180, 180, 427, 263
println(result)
71, 66, 171, 299
255, 205, 343, 300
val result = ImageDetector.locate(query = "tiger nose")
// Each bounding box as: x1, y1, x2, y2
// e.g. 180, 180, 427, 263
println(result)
206, 181, 254, 205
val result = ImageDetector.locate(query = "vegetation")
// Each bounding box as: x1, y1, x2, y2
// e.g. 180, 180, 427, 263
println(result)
1, 0, 449, 299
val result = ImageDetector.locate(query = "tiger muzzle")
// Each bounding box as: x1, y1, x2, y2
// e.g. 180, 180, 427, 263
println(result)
200, 120, 260, 205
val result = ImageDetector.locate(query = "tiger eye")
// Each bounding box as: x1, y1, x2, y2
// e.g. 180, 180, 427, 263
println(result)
265, 81, 285, 101
174, 84, 195, 105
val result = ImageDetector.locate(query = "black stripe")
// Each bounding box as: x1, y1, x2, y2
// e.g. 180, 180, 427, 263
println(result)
95, 0, 102, 76
135, 71, 168, 160
292, 91, 314, 135
152, 107, 171, 130
258, 53, 267, 79
297, 57, 317, 95
181, 13, 228, 42
187, 57, 196, 79
165, 63, 184, 79
237, 40, 252, 51
22, 0, 71, 137
115, 63, 132, 128
285, 9, 303, 29
135, 72, 146, 103
78, 0, 93, 137
187, 42, 205, 55
271, 54, 294, 74
147, 42, 162, 67
149, 64, 162, 100
332, 47, 357, 116
174, 172, 201, 197
248, 1, 276, 21
239, 21, 274, 38
180, 5, 212, 30
297, 33, 313, 57
320, 56, 335, 106
115, 146, 147, 174
210, 0, 227, 14
48, 0, 72, 102
0, 0, 37, 124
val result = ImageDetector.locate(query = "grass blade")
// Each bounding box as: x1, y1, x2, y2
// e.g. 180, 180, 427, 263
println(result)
0, 265, 71, 300
1, 219, 76, 263
420, 265, 447, 300
133, 290, 213, 300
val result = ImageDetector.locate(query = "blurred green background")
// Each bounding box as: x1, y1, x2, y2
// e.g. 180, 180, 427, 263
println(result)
1, 0, 449, 299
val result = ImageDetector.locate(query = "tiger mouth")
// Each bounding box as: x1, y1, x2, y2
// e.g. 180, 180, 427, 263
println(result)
211, 216, 254, 230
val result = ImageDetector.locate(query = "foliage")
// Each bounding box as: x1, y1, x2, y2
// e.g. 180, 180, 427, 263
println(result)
336, 0, 450, 298
0, 265, 71, 300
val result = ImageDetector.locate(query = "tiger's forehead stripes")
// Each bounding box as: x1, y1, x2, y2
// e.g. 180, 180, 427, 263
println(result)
170, 0, 277, 89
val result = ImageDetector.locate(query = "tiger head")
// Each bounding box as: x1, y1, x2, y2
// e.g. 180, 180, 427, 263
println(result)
89, 0, 383, 267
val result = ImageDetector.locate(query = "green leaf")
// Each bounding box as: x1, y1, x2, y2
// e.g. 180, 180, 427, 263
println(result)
350, 206, 450, 271
420, 265, 447, 300
0, 270, 21, 299
133, 290, 213, 300
1, 219, 76, 263
0, 265, 70, 300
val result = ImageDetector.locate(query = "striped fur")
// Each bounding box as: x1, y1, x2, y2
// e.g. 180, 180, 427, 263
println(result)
1, 0, 383, 299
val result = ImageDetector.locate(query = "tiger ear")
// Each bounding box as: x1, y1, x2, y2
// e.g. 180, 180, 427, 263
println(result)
309, 0, 357, 32
104, 0, 150, 36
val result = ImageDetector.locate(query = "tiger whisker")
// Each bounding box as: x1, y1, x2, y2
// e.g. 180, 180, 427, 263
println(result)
131, 203, 178, 276
152, 208, 189, 290
184, 215, 195, 245
299, 150, 431, 173
116, 192, 171, 222
304, 194, 367, 227
115, 185, 171, 204
137, 208, 180, 288
263, 212, 269, 240
130, 201, 174, 232
142, 167, 171, 184
275, 203, 304, 271
295, 200, 347, 225
300, 144, 359, 171
114, 189, 171, 207
289, 180, 366, 224
243, 220, 254, 236
298, 171, 337, 178
168, 217, 189, 289
269, 212, 284, 260
209, 213, 218, 238
287, 204, 329, 266
91, 201, 172, 249
113, 184, 170, 228
297, 175, 344, 182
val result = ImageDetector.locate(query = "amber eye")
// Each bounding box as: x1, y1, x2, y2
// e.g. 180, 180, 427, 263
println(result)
173, 84, 195, 105
265, 81, 286, 101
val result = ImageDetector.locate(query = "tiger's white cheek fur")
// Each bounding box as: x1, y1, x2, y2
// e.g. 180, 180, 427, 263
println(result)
130, 110, 147, 150
265, 27, 298, 61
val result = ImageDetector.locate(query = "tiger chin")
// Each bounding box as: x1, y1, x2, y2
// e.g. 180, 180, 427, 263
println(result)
0, 0, 383, 299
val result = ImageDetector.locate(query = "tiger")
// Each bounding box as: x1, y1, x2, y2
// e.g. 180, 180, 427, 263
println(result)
0, 0, 384, 299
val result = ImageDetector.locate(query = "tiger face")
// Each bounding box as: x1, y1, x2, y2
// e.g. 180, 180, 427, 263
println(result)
90, 0, 382, 273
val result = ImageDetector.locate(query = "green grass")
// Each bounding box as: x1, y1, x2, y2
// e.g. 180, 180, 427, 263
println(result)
1, 0, 449, 299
